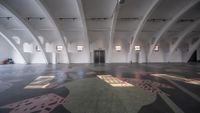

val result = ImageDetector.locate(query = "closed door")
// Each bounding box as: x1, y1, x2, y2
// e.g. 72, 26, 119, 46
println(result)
136, 52, 139, 63
94, 50, 105, 64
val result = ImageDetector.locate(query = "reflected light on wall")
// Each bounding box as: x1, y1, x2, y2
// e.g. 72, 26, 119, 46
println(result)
97, 75, 134, 87
77, 45, 84, 52
154, 45, 159, 51
115, 45, 121, 52
135, 46, 140, 51
56, 45, 63, 52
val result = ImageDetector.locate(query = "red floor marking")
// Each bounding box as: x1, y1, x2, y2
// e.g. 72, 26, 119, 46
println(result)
121, 78, 173, 96
0, 93, 67, 113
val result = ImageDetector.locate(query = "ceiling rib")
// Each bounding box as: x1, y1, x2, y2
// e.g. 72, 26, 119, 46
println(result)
148, 0, 200, 60
127, 0, 160, 62
36, 0, 70, 63
167, 19, 200, 62
184, 37, 200, 62
0, 26, 27, 63
0, 0, 49, 63
107, 1, 120, 63
76, 0, 91, 63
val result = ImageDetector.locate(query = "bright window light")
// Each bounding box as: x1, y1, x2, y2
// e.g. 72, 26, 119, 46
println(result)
77, 45, 84, 52
115, 45, 121, 51
56, 45, 63, 52
154, 45, 159, 51
135, 46, 140, 51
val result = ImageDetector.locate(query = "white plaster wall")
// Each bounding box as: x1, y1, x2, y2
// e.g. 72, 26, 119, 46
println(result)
1, 29, 188, 64
111, 32, 130, 63
12, 51, 26, 63
0, 37, 24, 64
31, 52, 46, 63
68, 42, 88, 63
89, 31, 109, 63
169, 49, 183, 62
56, 52, 68, 63
139, 49, 148, 63
112, 51, 127, 63
0, 38, 13, 63
149, 50, 165, 62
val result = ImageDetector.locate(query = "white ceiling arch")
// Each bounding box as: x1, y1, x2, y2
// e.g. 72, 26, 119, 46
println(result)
76, 0, 91, 62
107, 1, 119, 63
0, 26, 27, 63
35, 0, 70, 63
167, 19, 200, 62
148, 0, 200, 59
0, 0, 49, 63
184, 37, 200, 62
127, 0, 160, 62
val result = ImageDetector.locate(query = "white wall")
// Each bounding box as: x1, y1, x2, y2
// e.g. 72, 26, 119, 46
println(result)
89, 31, 109, 63
0, 37, 24, 64
149, 50, 165, 62
68, 41, 89, 63
1, 29, 190, 64
169, 49, 183, 62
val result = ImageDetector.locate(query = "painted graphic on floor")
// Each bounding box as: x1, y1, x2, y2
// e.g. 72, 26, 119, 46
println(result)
0, 64, 199, 113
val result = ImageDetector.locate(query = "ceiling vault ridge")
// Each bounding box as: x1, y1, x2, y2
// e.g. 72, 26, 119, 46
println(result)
35, 0, 70, 63
0, 0, 49, 63
0, 26, 27, 63
148, 0, 200, 59
76, 0, 91, 63
184, 37, 200, 62
107, 1, 120, 63
167, 19, 200, 62
127, 0, 160, 62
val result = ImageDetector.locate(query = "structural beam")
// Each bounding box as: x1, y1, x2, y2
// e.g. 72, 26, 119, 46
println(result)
107, 1, 120, 63
0, 28, 27, 63
167, 19, 200, 62
76, 0, 91, 63
36, 0, 70, 63
127, 0, 160, 62
148, 0, 199, 59
0, 0, 48, 63
184, 37, 200, 62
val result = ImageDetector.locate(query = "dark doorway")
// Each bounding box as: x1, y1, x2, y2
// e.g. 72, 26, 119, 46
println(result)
94, 50, 105, 64
136, 52, 139, 63
188, 50, 197, 62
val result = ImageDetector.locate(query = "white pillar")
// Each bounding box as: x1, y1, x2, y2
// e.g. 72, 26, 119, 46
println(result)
52, 52, 56, 64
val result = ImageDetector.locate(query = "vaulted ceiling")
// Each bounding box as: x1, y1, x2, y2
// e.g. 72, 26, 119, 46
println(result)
0, 0, 200, 63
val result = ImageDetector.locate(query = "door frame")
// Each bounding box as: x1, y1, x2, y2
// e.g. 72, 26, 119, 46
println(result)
94, 50, 105, 64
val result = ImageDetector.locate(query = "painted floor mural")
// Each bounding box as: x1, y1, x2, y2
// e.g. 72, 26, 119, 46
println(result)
0, 63, 199, 113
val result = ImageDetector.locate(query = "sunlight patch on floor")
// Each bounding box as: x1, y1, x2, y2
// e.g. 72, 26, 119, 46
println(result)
24, 76, 55, 89
97, 75, 134, 87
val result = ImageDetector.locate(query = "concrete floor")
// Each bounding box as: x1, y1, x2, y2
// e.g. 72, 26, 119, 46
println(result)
0, 63, 199, 113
